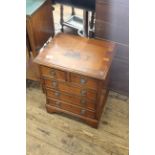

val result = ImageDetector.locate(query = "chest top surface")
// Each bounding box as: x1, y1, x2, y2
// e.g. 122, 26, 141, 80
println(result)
34, 33, 116, 80
26, 0, 46, 16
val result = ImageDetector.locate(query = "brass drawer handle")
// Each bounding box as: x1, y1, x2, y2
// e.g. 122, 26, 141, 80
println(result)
55, 101, 61, 107
50, 69, 56, 77
80, 78, 87, 84
80, 89, 87, 96
55, 91, 60, 97
80, 109, 86, 115
80, 99, 86, 105
51, 81, 58, 88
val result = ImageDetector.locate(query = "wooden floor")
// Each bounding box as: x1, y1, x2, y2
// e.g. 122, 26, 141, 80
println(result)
26, 80, 129, 155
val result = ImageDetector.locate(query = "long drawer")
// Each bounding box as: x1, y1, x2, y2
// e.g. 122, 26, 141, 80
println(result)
46, 88, 96, 111
44, 78, 97, 101
47, 98, 96, 119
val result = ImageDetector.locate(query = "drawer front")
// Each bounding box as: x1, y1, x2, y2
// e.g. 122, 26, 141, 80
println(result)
70, 73, 99, 90
47, 98, 95, 119
44, 79, 97, 101
46, 88, 96, 110
40, 66, 66, 81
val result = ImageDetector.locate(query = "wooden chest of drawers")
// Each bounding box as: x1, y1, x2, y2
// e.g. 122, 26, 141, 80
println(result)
34, 33, 116, 128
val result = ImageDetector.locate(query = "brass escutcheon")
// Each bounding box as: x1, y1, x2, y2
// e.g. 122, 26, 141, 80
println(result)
50, 69, 56, 77
55, 91, 60, 97
80, 109, 86, 115
80, 99, 86, 105
81, 89, 87, 96
51, 81, 57, 88
80, 78, 87, 84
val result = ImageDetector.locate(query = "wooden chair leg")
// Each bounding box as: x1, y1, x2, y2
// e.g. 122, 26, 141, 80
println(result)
60, 4, 64, 32
89, 11, 95, 38
71, 7, 75, 16
83, 10, 89, 37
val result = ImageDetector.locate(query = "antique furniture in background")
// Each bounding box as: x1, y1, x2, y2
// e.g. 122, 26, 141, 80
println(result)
26, 0, 55, 80
34, 33, 116, 128
53, 0, 95, 37
95, 0, 129, 95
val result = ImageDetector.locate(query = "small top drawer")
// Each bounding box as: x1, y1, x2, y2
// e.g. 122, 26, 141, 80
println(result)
70, 73, 99, 90
40, 66, 66, 81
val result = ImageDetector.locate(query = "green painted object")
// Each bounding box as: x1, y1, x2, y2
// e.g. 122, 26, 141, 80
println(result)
26, 0, 46, 16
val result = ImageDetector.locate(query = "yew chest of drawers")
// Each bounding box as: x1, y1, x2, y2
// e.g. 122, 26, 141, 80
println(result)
34, 33, 116, 128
